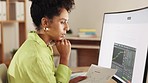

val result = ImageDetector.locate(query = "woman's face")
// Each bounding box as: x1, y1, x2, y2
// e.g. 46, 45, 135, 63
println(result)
47, 8, 70, 41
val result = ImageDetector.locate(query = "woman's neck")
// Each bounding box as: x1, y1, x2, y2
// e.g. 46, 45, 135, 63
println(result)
37, 31, 52, 45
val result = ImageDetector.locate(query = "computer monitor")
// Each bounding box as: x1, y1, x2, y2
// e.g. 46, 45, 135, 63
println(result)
98, 7, 148, 83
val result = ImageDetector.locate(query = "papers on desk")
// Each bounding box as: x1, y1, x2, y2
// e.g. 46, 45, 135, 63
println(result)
78, 64, 117, 83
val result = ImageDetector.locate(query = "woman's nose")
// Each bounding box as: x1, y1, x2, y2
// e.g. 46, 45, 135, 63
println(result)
65, 23, 69, 31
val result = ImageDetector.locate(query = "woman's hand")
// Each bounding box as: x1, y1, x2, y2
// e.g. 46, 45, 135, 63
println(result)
55, 39, 71, 65
69, 76, 87, 83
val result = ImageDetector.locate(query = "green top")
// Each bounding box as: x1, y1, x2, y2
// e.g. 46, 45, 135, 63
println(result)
7, 31, 72, 83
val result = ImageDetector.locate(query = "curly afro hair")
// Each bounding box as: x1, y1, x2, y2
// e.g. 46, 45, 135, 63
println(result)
30, 0, 75, 30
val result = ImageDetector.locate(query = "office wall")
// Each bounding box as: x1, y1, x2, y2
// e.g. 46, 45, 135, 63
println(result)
26, 1, 35, 33
68, 0, 148, 37
26, 0, 148, 37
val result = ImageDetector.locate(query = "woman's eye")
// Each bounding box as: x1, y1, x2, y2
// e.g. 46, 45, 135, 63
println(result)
61, 21, 65, 24
60, 20, 68, 24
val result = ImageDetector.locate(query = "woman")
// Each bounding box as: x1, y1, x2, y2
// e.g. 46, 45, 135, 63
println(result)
7, 0, 86, 83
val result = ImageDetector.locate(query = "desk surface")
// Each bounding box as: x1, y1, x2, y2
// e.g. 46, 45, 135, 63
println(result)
70, 67, 117, 83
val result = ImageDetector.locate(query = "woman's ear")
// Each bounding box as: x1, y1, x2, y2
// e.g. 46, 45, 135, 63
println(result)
41, 17, 49, 27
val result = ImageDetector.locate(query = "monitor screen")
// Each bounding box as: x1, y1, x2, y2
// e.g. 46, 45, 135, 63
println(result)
98, 7, 148, 83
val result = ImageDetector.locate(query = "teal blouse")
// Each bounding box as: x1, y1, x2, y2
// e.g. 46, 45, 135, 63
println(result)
7, 31, 72, 83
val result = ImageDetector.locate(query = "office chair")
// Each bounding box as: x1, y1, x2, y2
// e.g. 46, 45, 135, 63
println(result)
0, 63, 7, 83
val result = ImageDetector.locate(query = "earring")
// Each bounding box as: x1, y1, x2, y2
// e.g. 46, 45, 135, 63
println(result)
44, 27, 49, 31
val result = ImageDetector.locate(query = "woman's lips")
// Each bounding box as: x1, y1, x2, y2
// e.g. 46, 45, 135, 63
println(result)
60, 34, 66, 40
